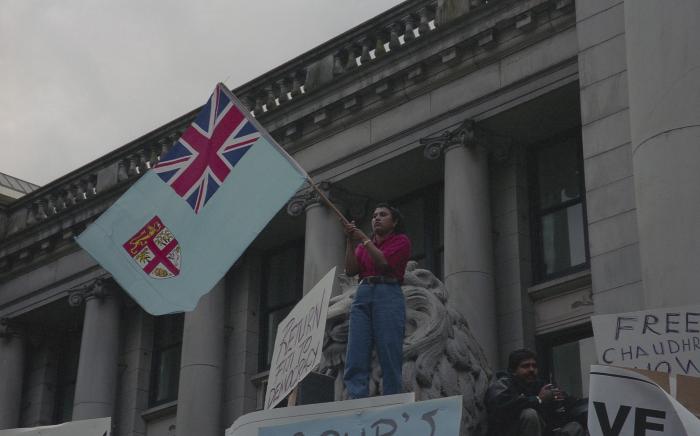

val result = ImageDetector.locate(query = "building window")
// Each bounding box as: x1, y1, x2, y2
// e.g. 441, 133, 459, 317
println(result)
530, 134, 588, 282
259, 241, 304, 370
537, 325, 596, 398
392, 184, 444, 278
53, 333, 81, 423
149, 313, 184, 407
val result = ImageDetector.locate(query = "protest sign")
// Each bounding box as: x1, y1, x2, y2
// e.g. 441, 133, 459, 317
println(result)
588, 365, 700, 436
264, 267, 335, 409
0, 417, 111, 436
227, 393, 415, 436
259, 396, 462, 436
591, 305, 700, 376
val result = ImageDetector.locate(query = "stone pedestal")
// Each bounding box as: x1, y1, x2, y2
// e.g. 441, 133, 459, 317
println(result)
625, 0, 700, 308
443, 142, 498, 366
72, 281, 121, 420
303, 201, 346, 295
175, 280, 225, 436
0, 324, 25, 429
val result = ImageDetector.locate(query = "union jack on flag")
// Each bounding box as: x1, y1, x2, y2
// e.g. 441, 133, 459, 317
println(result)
154, 84, 261, 213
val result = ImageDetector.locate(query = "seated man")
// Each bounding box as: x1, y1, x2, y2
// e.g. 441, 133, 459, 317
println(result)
485, 349, 586, 436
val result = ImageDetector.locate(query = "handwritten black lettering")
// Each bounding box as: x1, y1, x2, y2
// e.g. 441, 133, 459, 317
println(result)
654, 361, 671, 372
616, 317, 637, 340
371, 418, 397, 436
642, 314, 660, 335
687, 313, 700, 333
675, 356, 700, 375
603, 348, 615, 364
652, 342, 665, 355
420, 409, 439, 436
621, 346, 633, 361
666, 313, 680, 333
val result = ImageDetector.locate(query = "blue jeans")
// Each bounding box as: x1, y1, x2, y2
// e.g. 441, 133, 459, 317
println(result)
343, 282, 405, 398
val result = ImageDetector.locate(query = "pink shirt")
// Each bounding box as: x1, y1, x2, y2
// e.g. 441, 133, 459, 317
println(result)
355, 233, 411, 283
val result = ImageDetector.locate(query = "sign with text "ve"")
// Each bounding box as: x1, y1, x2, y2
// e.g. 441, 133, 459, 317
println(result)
588, 365, 700, 436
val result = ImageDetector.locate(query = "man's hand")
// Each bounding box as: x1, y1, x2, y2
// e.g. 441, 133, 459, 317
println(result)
344, 221, 369, 243
537, 384, 555, 403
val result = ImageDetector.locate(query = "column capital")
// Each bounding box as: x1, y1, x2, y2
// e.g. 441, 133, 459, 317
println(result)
420, 119, 512, 163
286, 182, 369, 221
68, 277, 118, 307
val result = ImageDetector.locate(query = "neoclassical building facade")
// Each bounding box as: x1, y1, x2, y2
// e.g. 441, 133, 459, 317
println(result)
1, 0, 699, 435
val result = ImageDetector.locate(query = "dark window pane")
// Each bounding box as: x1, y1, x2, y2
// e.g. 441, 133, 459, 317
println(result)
260, 241, 304, 370
266, 306, 294, 367
265, 247, 302, 308
536, 138, 581, 210
398, 197, 425, 258
551, 341, 583, 398
541, 203, 587, 275
150, 314, 183, 406
153, 347, 181, 403
154, 314, 184, 348
54, 333, 81, 423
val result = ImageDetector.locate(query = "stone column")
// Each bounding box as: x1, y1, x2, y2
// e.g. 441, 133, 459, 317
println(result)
71, 279, 121, 420
175, 279, 225, 436
624, 0, 700, 308
424, 120, 498, 367
302, 198, 346, 295
0, 320, 25, 429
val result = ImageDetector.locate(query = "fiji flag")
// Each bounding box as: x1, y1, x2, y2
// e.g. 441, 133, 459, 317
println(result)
76, 83, 307, 315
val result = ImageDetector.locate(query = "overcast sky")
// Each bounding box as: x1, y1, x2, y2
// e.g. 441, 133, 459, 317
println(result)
0, 0, 404, 186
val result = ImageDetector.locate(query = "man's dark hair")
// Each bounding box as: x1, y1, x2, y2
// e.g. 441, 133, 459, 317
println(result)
508, 348, 537, 372
374, 203, 406, 234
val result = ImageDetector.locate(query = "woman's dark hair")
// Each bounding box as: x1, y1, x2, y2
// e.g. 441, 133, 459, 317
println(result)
373, 203, 406, 234
508, 348, 538, 372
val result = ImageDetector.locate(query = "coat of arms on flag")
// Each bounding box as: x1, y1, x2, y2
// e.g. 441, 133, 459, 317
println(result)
122, 216, 181, 279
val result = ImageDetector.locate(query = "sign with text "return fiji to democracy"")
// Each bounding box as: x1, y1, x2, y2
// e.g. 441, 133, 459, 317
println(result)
264, 267, 335, 409
592, 305, 700, 376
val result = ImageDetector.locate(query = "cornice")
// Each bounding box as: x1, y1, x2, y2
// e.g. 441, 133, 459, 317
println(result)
0, 0, 575, 277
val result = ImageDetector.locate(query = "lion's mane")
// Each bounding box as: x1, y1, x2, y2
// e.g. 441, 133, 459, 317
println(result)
320, 261, 491, 435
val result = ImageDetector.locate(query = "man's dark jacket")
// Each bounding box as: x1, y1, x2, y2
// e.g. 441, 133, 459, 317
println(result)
485, 371, 546, 435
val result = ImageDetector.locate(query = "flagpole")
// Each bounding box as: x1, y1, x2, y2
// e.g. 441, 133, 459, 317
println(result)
218, 83, 352, 226
305, 178, 351, 226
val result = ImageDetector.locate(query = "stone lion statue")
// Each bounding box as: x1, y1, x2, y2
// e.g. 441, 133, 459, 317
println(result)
320, 261, 491, 436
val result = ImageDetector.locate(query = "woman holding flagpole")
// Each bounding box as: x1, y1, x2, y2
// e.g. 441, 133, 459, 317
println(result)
342, 203, 411, 398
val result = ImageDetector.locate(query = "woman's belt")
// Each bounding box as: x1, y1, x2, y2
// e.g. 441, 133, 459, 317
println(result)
359, 276, 399, 285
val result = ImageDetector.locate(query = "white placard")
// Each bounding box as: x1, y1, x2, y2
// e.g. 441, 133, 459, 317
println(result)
264, 267, 335, 409
588, 365, 700, 436
0, 417, 111, 436
227, 393, 415, 436
591, 305, 700, 376
259, 396, 461, 436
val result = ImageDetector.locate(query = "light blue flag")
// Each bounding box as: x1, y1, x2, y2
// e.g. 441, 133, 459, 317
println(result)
258, 396, 463, 436
76, 84, 307, 315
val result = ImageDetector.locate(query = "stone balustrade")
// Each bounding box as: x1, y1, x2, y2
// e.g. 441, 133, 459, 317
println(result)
0, 0, 570, 278
235, 0, 442, 117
